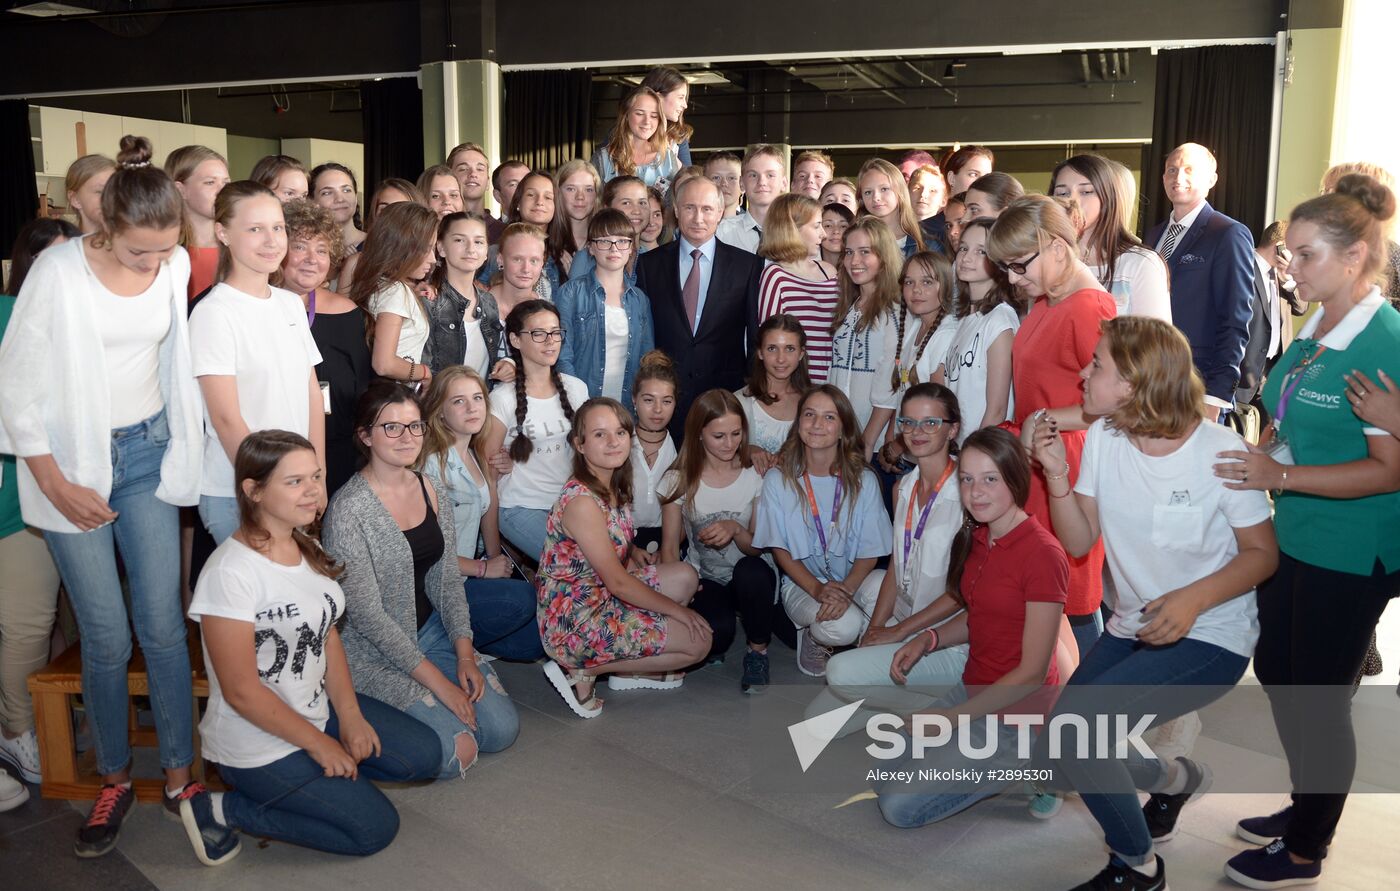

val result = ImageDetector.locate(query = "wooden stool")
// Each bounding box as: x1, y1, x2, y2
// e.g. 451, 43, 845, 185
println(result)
27, 632, 217, 803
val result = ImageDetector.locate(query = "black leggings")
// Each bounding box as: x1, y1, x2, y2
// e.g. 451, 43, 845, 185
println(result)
1252, 552, 1399, 860
687, 556, 793, 668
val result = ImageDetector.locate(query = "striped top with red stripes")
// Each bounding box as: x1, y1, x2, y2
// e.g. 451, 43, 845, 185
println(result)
757, 264, 841, 384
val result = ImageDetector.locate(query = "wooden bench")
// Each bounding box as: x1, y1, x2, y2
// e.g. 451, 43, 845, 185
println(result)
27, 632, 219, 803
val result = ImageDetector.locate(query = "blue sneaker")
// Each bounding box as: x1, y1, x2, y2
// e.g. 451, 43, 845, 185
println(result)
1237, 805, 1292, 845
177, 783, 240, 867
741, 649, 770, 694
1224, 839, 1321, 889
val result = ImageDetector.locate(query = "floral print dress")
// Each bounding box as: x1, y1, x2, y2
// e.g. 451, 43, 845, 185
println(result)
536, 480, 668, 669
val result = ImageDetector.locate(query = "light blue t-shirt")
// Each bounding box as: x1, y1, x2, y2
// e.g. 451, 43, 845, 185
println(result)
752, 468, 891, 582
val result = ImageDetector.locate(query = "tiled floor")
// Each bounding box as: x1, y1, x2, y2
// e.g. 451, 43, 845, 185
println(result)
3, 606, 1399, 890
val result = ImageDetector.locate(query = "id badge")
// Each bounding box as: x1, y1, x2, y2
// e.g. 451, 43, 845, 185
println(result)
320, 381, 332, 415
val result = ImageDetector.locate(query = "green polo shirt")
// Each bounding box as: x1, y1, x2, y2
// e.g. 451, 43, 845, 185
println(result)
0, 295, 24, 539
1262, 290, 1400, 574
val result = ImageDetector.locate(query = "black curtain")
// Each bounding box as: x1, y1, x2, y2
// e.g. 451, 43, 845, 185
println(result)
503, 70, 592, 173
1143, 45, 1274, 240
360, 77, 425, 194
0, 100, 39, 261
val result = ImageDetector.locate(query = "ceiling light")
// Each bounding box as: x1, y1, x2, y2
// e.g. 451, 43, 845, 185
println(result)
8, 2, 95, 16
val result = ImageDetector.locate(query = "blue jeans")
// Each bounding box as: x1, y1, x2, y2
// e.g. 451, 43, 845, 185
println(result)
197, 494, 240, 545
405, 611, 520, 779
876, 683, 1027, 828
43, 410, 193, 776
1044, 632, 1249, 864
1070, 609, 1105, 660
219, 693, 439, 856
464, 578, 544, 661
498, 506, 549, 563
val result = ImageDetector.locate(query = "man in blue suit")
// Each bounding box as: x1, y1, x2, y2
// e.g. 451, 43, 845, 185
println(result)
1145, 143, 1256, 421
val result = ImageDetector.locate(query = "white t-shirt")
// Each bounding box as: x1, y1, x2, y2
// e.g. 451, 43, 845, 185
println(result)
463, 315, 490, 379
1091, 246, 1172, 322
735, 389, 794, 455
489, 374, 590, 509
630, 434, 676, 529
94, 277, 171, 427
660, 466, 765, 584
602, 304, 629, 401
189, 538, 346, 768
894, 312, 959, 401
1075, 420, 1272, 657
829, 307, 899, 428
942, 303, 1019, 443
369, 282, 430, 364
890, 464, 963, 620
190, 283, 323, 497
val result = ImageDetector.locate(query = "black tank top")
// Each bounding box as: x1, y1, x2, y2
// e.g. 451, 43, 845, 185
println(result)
402, 473, 445, 630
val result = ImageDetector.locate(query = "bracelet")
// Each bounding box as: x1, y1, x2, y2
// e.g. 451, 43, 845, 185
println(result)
478, 558, 488, 578
1277, 469, 1288, 492
1050, 485, 1073, 499
926, 627, 940, 652
1044, 461, 1070, 482
406, 358, 416, 383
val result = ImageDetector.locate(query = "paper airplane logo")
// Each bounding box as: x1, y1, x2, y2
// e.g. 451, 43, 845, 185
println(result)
787, 699, 865, 772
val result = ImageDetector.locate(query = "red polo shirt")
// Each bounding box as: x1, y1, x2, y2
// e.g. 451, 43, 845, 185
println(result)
959, 515, 1069, 690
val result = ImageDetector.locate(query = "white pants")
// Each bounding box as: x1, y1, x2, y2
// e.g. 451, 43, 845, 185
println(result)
808, 639, 971, 738
781, 569, 884, 647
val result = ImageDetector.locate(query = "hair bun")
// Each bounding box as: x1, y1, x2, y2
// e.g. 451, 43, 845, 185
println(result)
116, 135, 154, 170
639, 349, 674, 371
1336, 173, 1397, 223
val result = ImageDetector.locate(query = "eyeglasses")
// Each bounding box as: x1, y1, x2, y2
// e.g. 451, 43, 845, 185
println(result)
994, 250, 1041, 276
896, 416, 950, 432
590, 237, 633, 251
527, 329, 566, 343
370, 421, 428, 438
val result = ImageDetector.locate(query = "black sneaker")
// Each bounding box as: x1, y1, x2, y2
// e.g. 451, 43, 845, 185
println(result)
1070, 855, 1167, 890
1237, 805, 1293, 845
177, 783, 240, 867
74, 783, 135, 858
741, 649, 770, 694
1143, 756, 1212, 842
1224, 839, 1321, 888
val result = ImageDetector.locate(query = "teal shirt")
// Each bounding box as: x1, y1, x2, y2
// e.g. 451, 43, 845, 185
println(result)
0, 295, 23, 539
1261, 295, 1400, 574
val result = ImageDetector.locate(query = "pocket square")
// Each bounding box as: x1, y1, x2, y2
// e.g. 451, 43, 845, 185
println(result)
1177, 253, 1204, 265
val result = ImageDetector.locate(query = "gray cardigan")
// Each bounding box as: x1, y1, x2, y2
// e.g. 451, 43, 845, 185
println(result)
323, 471, 472, 711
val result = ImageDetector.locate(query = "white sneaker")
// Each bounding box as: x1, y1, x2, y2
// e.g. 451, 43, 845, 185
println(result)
0, 769, 29, 813
796, 628, 832, 678
0, 730, 40, 784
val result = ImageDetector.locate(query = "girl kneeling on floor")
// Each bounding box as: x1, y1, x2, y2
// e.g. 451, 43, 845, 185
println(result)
188, 430, 440, 863
537, 398, 708, 718
325, 382, 519, 779
751, 385, 893, 678
875, 427, 1068, 829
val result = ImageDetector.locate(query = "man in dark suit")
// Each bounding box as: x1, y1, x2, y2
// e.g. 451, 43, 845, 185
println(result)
1146, 143, 1256, 421
637, 176, 763, 437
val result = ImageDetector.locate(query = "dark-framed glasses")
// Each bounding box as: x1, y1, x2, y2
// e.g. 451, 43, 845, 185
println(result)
528, 329, 566, 343
590, 237, 633, 251
994, 250, 1041, 276
371, 421, 428, 438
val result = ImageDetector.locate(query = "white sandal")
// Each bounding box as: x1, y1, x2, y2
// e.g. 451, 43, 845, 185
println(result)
607, 672, 685, 692
543, 661, 603, 719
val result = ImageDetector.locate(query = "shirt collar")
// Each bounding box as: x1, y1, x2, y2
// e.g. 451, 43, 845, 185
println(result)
1168, 201, 1207, 230
679, 235, 717, 261
1294, 286, 1385, 350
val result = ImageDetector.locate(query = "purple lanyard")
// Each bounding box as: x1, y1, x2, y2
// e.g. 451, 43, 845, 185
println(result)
306, 289, 317, 326
801, 473, 844, 556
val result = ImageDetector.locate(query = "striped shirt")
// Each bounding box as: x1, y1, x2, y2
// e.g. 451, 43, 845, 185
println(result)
757, 264, 841, 383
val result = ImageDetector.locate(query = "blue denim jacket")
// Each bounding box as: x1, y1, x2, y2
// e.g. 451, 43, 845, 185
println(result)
553, 269, 655, 411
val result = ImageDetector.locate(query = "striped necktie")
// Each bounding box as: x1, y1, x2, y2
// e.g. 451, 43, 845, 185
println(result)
1158, 222, 1185, 260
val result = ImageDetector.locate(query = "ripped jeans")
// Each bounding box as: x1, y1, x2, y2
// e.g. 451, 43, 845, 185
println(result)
405, 611, 520, 778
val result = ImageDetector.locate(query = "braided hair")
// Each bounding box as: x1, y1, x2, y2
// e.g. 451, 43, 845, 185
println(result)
505, 299, 576, 463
